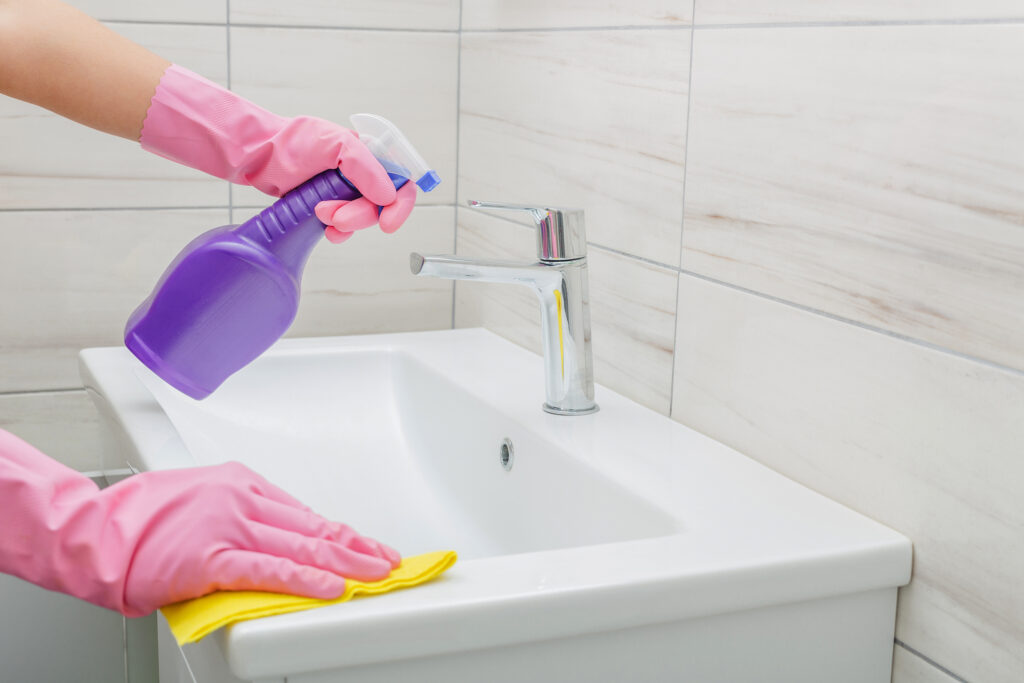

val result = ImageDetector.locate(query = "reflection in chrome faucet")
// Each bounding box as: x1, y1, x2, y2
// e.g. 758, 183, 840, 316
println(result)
410, 201, 598, 416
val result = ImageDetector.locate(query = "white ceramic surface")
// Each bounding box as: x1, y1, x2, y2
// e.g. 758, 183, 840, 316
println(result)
81, 328, 910, 682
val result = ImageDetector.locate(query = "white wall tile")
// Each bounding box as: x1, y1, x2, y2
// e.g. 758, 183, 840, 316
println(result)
229, 27, 458, 207
459, 30, 689, 265
589, 246, 675, 411
892, 644, 961, 683
0, 573, 125, 683
455, 208, 677, 412
69, 0, 225, 23
588, 252, 677, 413
682, 25, 1024, 372
671, 275, 1024, 682
462, 1, 692, 29
116, 23, 228, 84
0, 205, 450, 393
0, 391, 105, 472
452, 210, 545, 352
695, 1, 1024, 24
287, 205, 455, 336
0, 209, 230, 391
0, 24, 228, 210
231, 0, 459, 30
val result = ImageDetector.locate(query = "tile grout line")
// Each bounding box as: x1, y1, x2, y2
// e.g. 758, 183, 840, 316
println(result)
100, 18, 1024, 32
226, 0, 233, 220
461, 18, 1024, 32
481, 221, 1024, 382
103, 19, 457, 32
451, 0, 464, 331
225, 0, 231, 90
233, 202, 455, 210
121, 613, 129, 683
895, 640, 971, 683
0, 206, 230, 213
668, 7, 697, 418
694, 17, 1024, 30
675, 266, 1024, 381
101, 19, 223, 27
0, 387, 83, 398
230, 23, 454, 33
464, 24, 689, 33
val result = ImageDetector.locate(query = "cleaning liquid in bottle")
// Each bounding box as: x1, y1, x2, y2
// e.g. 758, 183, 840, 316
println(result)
124, 114, 440, 399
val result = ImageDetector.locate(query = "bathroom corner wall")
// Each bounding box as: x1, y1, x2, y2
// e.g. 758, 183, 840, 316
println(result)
454, 3, 1024, 683
0, 1, 459, 681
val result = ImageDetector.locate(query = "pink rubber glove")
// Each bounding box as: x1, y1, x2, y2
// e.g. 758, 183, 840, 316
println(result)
0, 429, 400, 617
314, 181, 418, 244
139, 64, 417, 240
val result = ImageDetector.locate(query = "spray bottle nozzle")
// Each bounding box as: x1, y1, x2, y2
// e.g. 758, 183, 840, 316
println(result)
350, 114, 441, 193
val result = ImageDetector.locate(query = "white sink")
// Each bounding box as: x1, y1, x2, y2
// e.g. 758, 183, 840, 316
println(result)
80, 328, 911, 683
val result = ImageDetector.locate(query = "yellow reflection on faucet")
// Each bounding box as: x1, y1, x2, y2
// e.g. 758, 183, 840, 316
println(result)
554, 289, 565, 379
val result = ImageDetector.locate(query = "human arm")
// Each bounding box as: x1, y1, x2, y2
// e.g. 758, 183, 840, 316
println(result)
0, 429, 400, 617
0, 0, 169, 139
0, 0, 416, 238
138, 64, 418, 241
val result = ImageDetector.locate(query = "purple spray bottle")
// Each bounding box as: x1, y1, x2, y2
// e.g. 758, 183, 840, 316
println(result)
125, 114, 440, 399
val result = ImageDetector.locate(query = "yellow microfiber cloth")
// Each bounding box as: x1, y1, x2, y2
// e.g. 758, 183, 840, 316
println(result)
161, 550, 457, 645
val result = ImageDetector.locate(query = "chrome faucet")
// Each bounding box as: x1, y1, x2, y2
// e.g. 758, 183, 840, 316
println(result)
410, 200, 598, 415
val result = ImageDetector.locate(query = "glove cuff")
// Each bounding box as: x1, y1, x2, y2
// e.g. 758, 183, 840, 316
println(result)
0, 430, 130, 613
139, 63, 290, 191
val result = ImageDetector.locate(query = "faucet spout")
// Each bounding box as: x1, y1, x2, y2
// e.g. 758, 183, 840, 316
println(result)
410, 253, 560, 290
411, 249, 598, 416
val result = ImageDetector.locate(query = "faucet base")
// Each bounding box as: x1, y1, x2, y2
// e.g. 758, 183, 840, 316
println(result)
543, 402, 600, 416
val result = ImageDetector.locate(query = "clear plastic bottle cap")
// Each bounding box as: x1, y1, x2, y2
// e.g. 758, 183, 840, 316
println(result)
350, 113, 441, 192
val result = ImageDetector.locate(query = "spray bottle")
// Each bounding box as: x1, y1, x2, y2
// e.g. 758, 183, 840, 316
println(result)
124, 114, 440, 399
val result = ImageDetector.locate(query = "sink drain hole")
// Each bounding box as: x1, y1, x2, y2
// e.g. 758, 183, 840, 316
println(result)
499, 438, 514, 471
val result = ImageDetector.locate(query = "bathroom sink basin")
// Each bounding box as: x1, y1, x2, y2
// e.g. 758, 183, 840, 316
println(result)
80, 328, 911, 683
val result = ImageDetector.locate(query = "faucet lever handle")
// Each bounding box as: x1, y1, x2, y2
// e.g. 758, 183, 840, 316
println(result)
468, 199, 586, 262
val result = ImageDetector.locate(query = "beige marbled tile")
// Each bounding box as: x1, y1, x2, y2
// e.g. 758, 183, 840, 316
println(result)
69, 0, 225, 22
0, 24, 228, 209
459, 29, 689, 266
0, 391, 105, 473
455, 207, 677, 413
231, 0, 459, 30
0, 206, 452, 393
452, 210, 546, 355
682, 24, 1024, 373
892, 644, 962, 683
287, 205, 455, 337
462, 0, 692, 29
672, 275, 1024, 682
229, 27, 457, 208
695, 1, 1024, 24
588, 249, 677, 414
0, 209, 230, 392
